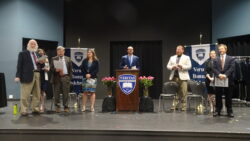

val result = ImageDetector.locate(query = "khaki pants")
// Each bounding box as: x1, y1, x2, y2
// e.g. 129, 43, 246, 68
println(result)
53, 76, 70, 108
172, 77, 188, 109
20, 72, 41, 113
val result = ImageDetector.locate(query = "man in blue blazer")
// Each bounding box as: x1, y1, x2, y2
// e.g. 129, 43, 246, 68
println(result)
119, 46, 140, 69
213, 44, 235, 118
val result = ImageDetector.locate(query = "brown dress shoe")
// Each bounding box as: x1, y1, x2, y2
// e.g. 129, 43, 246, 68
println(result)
64, 107, 70, 113
21, 112, 28, 116
55, 107, 61, 113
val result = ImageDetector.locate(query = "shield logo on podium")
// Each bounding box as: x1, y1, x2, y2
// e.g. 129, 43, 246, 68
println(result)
118, 74, 136, 95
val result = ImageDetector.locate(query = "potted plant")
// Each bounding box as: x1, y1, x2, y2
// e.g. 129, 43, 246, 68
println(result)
139, 76, 154, 97
101, 76, 116, 97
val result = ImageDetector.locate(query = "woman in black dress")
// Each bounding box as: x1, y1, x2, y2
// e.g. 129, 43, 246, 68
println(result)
204, 50, 216, 113
81, 49, 99, 112
37, 49, 50, 112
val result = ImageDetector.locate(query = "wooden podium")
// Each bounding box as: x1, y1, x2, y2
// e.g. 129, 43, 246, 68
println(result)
115, 69, 139, 111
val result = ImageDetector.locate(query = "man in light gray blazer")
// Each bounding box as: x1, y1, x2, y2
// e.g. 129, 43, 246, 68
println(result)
167, 45, 192, 111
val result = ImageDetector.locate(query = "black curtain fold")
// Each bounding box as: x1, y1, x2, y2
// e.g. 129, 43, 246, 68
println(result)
218, 34, 250, 56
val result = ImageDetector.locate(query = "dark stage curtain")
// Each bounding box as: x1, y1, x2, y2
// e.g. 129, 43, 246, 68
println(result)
110, 41, 162, 99
218, 34, 250, 56
0, 73, 7, 108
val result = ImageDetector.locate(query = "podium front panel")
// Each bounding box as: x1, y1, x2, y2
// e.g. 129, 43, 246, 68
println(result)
115, 69, 139, 111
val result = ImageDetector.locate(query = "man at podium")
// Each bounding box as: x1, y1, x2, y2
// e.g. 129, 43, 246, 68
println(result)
119, 46, 140, 69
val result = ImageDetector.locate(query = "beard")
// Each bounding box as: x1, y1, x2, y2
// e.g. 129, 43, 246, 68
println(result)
27, 46, 38, 52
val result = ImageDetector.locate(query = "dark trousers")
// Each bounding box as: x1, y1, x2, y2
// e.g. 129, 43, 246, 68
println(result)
215, 86, 233, 113
53, 76, 71, 108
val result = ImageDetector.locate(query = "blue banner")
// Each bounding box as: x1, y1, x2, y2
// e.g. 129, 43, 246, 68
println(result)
185, 44, 216, 82
65, 48, 88, 94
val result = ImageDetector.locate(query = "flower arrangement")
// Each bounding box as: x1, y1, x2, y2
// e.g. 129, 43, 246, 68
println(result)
139, 76, 154, 97
101, 77, 116, 96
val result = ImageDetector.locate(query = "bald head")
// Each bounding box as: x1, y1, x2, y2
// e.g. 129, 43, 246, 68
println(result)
127, 46, 134, 55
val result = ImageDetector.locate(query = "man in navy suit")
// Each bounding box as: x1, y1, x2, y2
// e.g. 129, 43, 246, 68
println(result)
15, 39, 41, 116
213, 44, 235, 118
119, 46, 140, 69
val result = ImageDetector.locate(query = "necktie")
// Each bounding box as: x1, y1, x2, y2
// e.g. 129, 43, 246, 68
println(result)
32, 52, 38, 70
130, 56, 133, 66
32, 52, 37, 64
221, 55, 224, 70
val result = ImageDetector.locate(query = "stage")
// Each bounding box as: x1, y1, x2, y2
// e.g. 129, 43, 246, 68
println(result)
0, 100, 250, 141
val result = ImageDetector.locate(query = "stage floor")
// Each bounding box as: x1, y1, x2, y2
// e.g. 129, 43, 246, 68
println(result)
0, 99, 250, 141
0, 100, 250, 132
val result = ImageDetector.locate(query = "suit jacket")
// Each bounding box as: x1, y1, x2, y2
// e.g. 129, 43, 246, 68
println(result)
213, 55, 235, 85
16, 50, 40, 83
81, 59, 99, 78
119, 55, 140, 69
167, 54, 192, 80
50, 56, 72, 83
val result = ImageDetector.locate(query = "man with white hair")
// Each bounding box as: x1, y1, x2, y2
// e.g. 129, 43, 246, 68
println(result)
50, 46, 72, 113
15, 39, 41, 116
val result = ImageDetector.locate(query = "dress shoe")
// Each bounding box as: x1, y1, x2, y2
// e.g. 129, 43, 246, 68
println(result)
55, 107, 61, 113
227, 113, 234, 118
64, 107, 70, 113
213, 111, 221, 117
181, 107, 187, 111
21, 112, 28, 116
32, 110, 40, 115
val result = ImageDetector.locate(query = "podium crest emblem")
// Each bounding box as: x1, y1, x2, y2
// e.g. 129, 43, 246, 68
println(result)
118, 74, 136, 95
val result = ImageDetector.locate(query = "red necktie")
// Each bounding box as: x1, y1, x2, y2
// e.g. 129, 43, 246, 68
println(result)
32, 52, 37, 63
221, 55, 224, 70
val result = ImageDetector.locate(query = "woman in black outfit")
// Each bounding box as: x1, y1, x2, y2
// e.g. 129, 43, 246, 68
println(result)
204, 50, 216, 113
37, 49, 50, 113
81, 49, 99, 112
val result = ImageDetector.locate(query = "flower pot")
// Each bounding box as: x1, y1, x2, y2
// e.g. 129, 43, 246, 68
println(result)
143, 87, 149, 97
107, 86, 113, 97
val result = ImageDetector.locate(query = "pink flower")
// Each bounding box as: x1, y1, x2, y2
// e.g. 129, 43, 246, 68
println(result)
148, 76, 154, 80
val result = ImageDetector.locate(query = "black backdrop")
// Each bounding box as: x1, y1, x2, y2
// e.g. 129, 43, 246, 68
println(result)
110, 40, 162, 99
218, 34, 250, 56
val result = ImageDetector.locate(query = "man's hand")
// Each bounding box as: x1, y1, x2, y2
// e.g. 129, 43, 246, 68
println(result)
14, 77, 20, 83
172, 66, 178, 70
56, 68, 62, 72
177, 65, 182, 70
219, 74, 227, 80
123, 65, 128, 69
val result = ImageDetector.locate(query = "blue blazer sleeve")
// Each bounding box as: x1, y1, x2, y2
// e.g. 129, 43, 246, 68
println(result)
119, 56, 126, 69
135, 56, 140, 69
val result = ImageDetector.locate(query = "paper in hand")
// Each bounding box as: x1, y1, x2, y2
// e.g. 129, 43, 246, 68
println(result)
53, 60, 64, 69
214, 77, 229, 87
38, 55, 48, 61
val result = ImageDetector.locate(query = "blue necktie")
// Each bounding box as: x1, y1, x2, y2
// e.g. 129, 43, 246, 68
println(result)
129, 56, 132, 66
